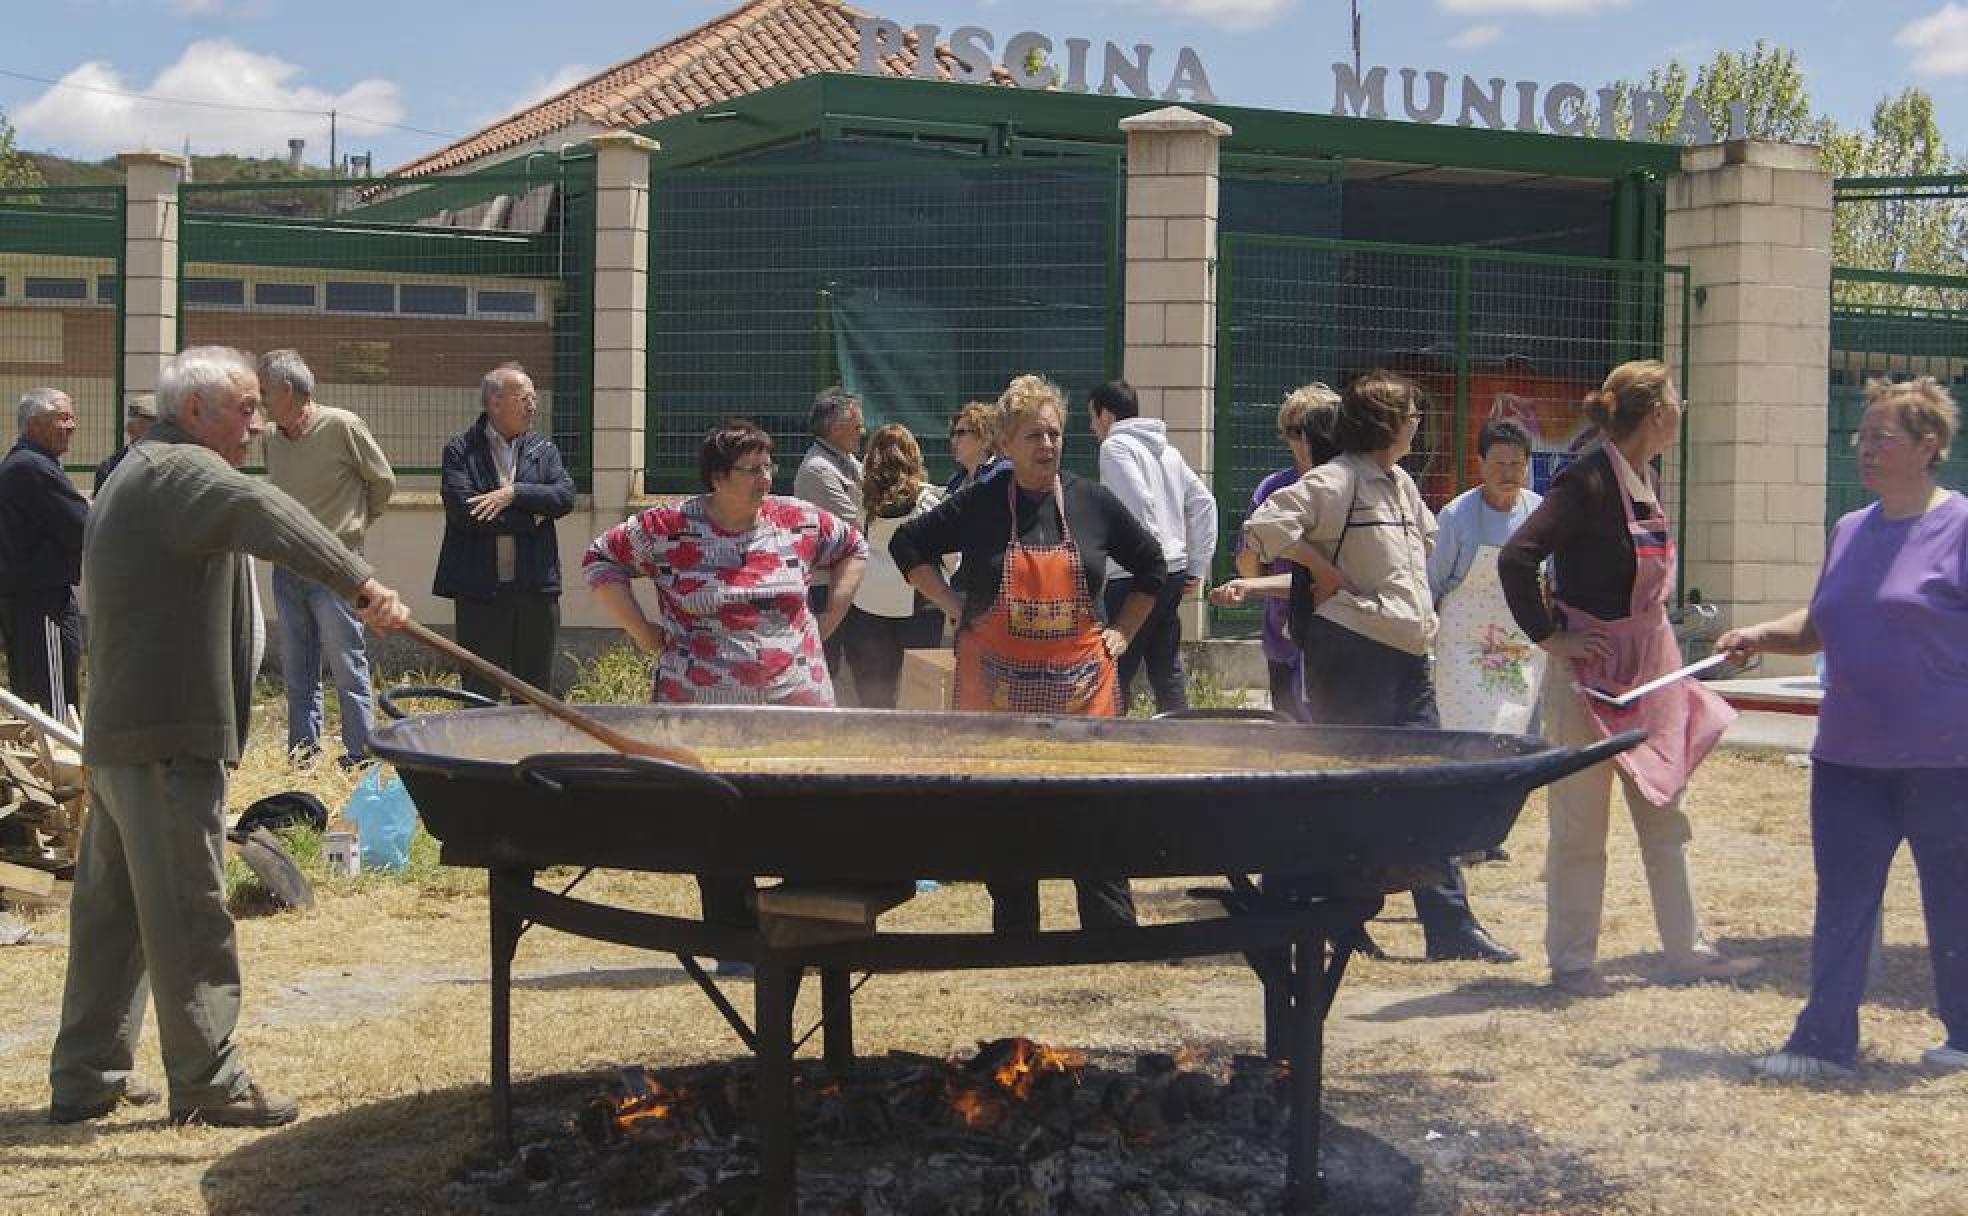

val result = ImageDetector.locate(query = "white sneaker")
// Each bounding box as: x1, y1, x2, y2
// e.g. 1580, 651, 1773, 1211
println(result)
1750, 1051, 1855, 1082
1920, 1044, 1968, 1072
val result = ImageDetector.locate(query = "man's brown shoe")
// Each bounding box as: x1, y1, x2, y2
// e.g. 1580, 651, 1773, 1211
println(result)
49, 1077, 162, 1124
170, 1083, 299, 1129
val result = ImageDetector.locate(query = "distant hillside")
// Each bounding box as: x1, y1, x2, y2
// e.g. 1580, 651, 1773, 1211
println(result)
26, 150, 351, 214
29, 151, 346, 183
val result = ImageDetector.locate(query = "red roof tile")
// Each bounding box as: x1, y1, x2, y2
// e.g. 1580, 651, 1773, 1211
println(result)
388, 0, 1008, 178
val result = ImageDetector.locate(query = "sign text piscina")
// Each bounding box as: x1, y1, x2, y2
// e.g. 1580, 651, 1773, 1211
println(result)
853, 15, 1218, 104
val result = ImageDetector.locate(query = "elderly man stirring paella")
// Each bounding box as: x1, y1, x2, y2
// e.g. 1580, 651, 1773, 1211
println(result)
890, 374, 1165, 934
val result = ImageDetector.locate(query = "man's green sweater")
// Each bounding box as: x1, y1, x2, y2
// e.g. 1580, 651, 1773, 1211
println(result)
82, 420, 373, 766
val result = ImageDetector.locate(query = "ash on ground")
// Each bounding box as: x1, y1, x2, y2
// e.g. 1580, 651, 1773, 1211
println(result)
448, 1042, 1420, 1215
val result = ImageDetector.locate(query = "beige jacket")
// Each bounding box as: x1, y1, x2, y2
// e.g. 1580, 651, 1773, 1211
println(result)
1242, 451, 1439, 656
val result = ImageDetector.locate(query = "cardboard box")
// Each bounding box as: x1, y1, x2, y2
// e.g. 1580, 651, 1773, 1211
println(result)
896, 648, 958, 711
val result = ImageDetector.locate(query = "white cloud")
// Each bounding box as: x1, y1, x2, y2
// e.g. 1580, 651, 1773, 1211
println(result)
1439, 0, 1625, 13
1898, 4, 1968, 76
12, 39, 403, 162
1138, 0, 1297, 33
1448, 24, 1504, 48
168, 0, 276, 16
479, 63, 595, 126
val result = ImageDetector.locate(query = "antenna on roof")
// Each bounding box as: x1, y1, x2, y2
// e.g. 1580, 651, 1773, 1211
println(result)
1351, 0, 1363, 77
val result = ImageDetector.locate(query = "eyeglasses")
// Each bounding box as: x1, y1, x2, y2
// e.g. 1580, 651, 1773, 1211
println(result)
1849, 429, 1914, 450
730, 462, 776, 478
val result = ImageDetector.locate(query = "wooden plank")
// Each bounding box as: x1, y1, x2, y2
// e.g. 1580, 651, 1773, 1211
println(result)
754, 881, 915, 926
0, 859, 56, 899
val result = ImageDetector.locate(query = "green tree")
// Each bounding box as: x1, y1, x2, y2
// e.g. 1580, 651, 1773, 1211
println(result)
1608, 41, 1819, 143
0, 106, 44, 188
1821, 89, 1966, 305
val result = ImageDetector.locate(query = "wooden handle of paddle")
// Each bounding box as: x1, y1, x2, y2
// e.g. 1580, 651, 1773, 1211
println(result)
394, 618, 705, 769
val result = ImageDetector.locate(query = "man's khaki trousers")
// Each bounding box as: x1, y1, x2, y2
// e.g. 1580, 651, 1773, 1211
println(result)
50, 758, 248, 1109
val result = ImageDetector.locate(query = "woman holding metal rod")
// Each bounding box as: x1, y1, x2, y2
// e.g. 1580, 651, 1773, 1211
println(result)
1720, 377, 1967, 1080
1498, 360, 1757, 998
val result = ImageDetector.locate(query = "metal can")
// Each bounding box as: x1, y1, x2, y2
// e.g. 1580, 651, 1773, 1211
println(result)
323, 831, 360, 878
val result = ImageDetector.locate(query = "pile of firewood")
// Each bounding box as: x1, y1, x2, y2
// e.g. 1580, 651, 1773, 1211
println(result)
0, 705, 85, 904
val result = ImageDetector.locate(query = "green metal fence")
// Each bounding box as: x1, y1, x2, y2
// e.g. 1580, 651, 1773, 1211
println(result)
1215, 233, 1688, 631
0, 185, 126, 471
646, 157, 1123, 493
1828, 268, 1968, 522
175, 165, 595, 481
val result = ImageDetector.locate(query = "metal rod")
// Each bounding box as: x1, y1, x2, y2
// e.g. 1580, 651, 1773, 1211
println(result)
675, 955, 758, 1052
1285, 932, 1327, 1215
820, 968, 855, 1072
754, 963, 799, 1215
488, 870, 528, 1156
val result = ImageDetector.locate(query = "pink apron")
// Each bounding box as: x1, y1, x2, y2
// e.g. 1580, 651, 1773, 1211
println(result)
1553, 444, 1735, 806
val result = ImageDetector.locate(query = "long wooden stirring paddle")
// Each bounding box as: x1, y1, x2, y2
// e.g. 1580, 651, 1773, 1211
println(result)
394, 618, 706, 769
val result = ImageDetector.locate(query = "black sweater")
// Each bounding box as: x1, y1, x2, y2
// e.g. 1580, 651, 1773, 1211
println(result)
1498, 445, 1666, 640
0, 439, 87, 594
890, 467, 1166, 627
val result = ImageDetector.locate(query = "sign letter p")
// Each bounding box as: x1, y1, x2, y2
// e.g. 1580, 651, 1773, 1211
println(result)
855, 15, 906, 74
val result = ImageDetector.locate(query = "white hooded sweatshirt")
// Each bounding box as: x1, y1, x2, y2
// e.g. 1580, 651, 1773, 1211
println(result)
1097, 416, 1218, 580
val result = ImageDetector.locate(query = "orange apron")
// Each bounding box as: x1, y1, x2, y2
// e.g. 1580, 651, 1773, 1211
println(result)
1556, 443, 1735, 806
956, 479, 1119, 717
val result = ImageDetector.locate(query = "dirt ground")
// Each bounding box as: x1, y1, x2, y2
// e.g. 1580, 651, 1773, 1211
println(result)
1, 745, 1961, 1215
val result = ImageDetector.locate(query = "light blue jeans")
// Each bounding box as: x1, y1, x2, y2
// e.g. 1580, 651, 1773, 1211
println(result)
272, 566, 374, 759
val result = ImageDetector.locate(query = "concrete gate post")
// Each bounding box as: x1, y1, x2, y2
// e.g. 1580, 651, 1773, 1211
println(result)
118, 151, 187, 401
1667, 141, 1833, 676
589, 131, 658, 516
1119, 106, 1231, 639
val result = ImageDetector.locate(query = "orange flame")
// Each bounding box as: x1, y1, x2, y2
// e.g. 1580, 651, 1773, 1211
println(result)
610, 1079, 686, 1135
990, 1038, 1087, 1100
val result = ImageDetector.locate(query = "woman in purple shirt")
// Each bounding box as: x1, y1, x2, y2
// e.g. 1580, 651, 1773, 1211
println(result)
1230, 384, 1340, 720
1720, 377, 1968, 1080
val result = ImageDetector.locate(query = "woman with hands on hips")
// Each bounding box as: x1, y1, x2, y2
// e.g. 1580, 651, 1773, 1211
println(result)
890, 373, 1164, 934
580, 420, 869, 944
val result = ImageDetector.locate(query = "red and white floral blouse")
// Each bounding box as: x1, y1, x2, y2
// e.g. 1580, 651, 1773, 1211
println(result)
582, 495, 867, 705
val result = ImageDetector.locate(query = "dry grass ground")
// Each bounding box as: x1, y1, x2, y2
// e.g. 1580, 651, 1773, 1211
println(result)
0, 718, 1962, 1214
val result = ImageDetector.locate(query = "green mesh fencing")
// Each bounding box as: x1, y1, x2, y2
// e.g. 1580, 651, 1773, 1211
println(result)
1215, 233, 1687, 634
0, 186, 126, 471
646, 158, 1122, 494
176, 166, 594, 481
1829, 269, 1968, 523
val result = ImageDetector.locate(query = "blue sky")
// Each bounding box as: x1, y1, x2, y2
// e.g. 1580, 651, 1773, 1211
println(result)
5, 0, 1966, 171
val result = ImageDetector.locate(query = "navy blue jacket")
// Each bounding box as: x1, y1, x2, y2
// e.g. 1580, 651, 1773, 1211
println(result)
433, 417, 576, 601
0, 438, 88, 595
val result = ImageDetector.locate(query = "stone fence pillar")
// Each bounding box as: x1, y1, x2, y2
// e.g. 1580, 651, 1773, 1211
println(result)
589, 131, 657, 516
1120, 106, 1231, 636
1667, 140, 1833, 676
118, 151, 186, 401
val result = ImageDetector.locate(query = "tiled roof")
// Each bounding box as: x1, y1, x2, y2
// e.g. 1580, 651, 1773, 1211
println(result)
389, 0, 1008, 178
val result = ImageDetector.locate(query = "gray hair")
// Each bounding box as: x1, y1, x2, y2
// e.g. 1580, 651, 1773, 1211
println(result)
809, 386, 859, 437
16, 387, 70, 434
256, 349, 315, 401
480, 362, 530, 411
157, 347, 256, 423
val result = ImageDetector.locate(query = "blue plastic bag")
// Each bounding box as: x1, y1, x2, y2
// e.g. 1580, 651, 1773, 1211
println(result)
342, 766, 418, 872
